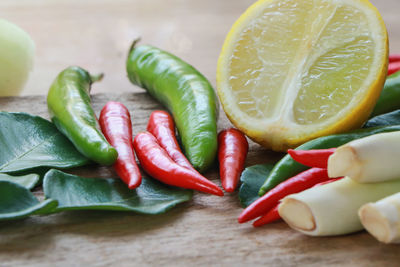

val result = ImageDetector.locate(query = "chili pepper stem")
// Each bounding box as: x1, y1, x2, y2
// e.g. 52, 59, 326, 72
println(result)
129, 38, 142, 54
90, 73, 104, 84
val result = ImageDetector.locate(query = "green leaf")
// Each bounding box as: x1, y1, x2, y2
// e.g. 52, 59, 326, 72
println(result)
43, 169, 193, 214
9, 167, 53, 187
0, 112, 90, 173
0, 181, 58, 221
239, 164, 274, 208
364, 110, 400, 128
0, 173, 39, 189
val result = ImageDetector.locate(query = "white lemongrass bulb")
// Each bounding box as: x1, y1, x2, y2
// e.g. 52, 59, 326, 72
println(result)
359, 192, 400, 244
328, 131, 400, 183
279, 177, 400, 236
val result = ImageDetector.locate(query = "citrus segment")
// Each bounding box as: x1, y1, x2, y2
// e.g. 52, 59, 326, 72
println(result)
217, 0, 388, 151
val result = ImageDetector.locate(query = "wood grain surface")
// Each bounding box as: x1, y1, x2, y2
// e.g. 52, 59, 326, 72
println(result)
2, 0, 400, 266
1, 93, 400, 267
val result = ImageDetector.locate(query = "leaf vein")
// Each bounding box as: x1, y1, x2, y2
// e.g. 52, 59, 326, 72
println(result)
0, 133, 59, 171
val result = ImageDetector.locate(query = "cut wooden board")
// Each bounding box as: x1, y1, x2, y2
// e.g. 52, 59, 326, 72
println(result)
0, 93, 399, 267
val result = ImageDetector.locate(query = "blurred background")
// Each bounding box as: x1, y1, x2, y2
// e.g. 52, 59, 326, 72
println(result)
2, 0, 399, 96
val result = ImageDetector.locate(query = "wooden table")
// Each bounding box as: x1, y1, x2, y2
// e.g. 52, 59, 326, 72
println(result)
1, 0, 400, 266
1, 93, 399, 267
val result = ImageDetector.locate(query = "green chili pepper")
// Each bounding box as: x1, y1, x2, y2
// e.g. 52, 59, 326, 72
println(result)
126, 40, 218, 172
258, 125, 400, 196
371, 71, 400, 117
47, 66, 118, 166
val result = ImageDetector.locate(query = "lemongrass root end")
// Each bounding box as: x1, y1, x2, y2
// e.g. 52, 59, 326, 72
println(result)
359, 204, 392, 244
279, 198, 315, 232
328, 146, 361, 179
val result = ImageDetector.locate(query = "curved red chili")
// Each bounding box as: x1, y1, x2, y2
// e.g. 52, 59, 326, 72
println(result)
238, 167, 329, 224
251, 177, 344, 227
218, 128, 249, 192
133, 131, 224, 196
389, 54, 400, 63
388, 62, 400, 76
99, 101, 141, 189
252, 205, 280, 227
147, 110, 195, 171
312, 177, 343, 187
287, 148, 336, 168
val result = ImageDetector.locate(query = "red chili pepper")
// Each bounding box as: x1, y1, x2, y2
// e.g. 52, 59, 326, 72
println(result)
287, 148, 336, 168
389, 54, 400, 63
99, 101, 141, 189
238, 167, 329, 223
147, 110, 195, 171
388, 62, 400, 76
252, 205, 280, 227
312, 177, 343, 187
252, 176, 343, 227
218, 128, 249, 193
133, 131, 224, 196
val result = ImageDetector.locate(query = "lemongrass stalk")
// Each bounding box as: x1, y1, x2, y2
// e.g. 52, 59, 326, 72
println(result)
278, 177, 400, 236
359, 192, 400, 244
328, 131, 400, 183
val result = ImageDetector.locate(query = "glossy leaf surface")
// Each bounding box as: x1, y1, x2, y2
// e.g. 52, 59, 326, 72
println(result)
239, 164, 274, 208
43, 169, 193, 214
0, 181, 57, 221
0, 173, 39, 189
0, 112, 90, 173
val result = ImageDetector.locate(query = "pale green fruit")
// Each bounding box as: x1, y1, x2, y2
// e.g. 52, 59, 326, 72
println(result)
0, 19, 35, 96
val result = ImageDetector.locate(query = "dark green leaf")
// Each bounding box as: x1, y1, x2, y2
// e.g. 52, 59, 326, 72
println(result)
364, 110, 400, 128
9, 167, 53, 187
0, 181, 58, 221
0, 173, 39, 189
239, 164, 274, 208
43, 169, 193, 214
0, 112, 90, 173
